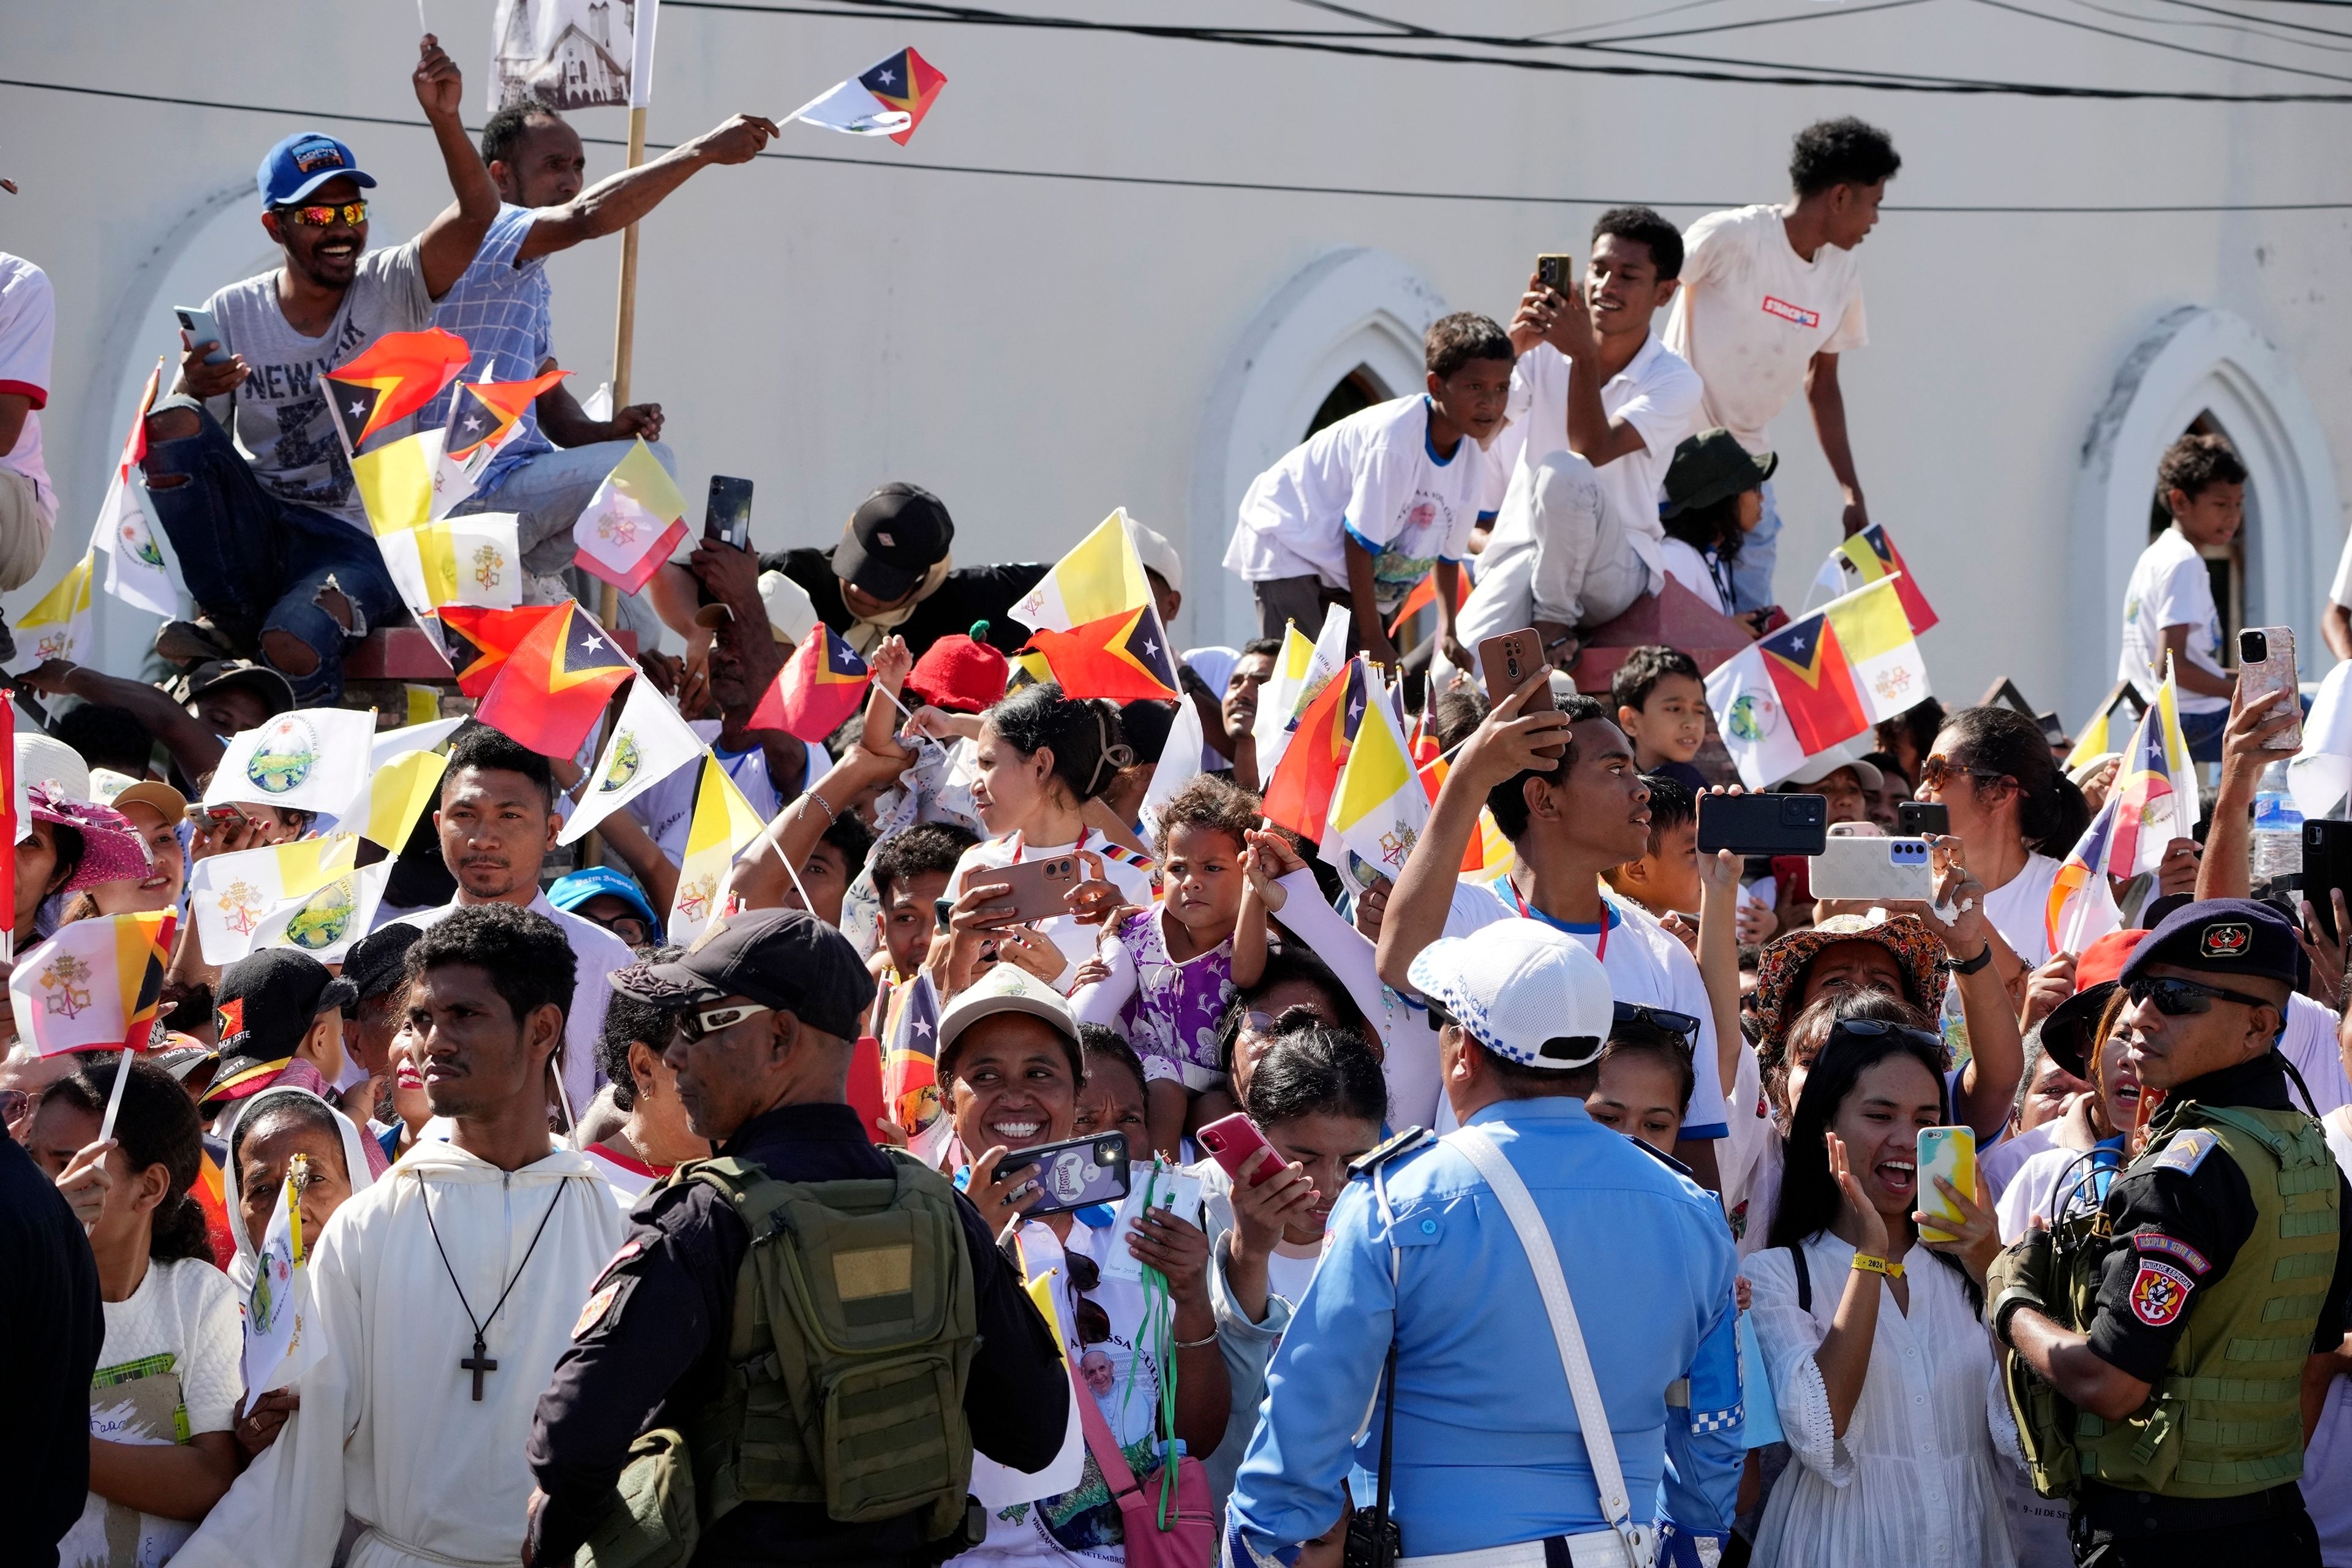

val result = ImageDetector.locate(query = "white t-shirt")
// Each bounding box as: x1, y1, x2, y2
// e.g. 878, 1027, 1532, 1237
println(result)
1663, 204, 1869, 454
61, 1256, 242, 1568
952, 829, 1159, 990
1484, 333, 1704, 584
1440, 879, 1729, 1140
1223, 395, 1499, 609
1660, 537, 1730, 614
620, 720, 820, 865
0, 253, 55, 516
1980, 852, 2064, 968
2304, 1107, 2352, 1565
2283, 992, 2351, 1120
2118, 527, 2228, 714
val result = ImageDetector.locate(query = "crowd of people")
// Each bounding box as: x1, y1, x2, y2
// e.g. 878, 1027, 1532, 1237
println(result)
10, 37, 2352, 1568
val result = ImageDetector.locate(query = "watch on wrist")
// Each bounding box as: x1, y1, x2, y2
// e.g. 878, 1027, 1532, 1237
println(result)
1944, 941, 1994, 976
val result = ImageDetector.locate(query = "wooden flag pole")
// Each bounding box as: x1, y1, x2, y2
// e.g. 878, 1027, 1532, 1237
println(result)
603, 103, 647, 637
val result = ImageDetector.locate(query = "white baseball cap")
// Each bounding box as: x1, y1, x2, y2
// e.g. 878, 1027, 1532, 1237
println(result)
935, 962, 1083, 1077
1129, 519, 1181, 597
1408, 921, 1613, 1069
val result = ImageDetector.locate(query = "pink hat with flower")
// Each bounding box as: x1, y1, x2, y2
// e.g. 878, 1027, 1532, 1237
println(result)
28, 787, 156, 894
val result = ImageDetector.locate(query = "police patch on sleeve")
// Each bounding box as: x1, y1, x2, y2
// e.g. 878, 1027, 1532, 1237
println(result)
2130, 1259, 2195, 1327
2146, 1129, 2217, 1178
2132, 1230, 2212, 1276
573, 1279, 627, 1340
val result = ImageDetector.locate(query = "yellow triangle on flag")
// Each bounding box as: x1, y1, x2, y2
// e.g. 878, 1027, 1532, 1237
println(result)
1023, 1267, 1068, 1368
353, 433, 434, 536
20, 551, 93, 630
670, 756, 774, 943
2155, 660, 2201, 821
363, 748, 448, 851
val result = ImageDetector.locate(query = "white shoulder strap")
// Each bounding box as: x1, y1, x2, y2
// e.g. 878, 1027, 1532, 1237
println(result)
1450, 1125, 1642, 1566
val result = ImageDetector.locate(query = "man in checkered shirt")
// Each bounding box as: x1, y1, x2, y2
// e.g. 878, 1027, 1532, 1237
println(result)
426, 100, 777, 603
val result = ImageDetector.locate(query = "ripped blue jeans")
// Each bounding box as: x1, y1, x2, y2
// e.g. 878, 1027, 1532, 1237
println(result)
138, 395, 402, 704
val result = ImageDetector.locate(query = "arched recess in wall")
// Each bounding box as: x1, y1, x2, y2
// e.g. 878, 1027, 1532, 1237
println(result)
20, 180, 268, 673
1188, 247, 1449, 650
2072, 305, 2343, 720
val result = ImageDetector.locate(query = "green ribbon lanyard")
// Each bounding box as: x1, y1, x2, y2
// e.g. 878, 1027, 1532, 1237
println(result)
1117, 1157, 1183, 1529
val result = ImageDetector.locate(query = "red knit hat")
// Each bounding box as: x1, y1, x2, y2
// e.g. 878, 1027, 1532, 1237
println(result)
907, 630, 1009, 714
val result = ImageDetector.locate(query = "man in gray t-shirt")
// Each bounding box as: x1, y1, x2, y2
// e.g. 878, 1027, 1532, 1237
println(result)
136, 34, 496, 704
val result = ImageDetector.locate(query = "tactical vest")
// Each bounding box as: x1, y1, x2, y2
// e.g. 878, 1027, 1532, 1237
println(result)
679, 1150, 981, 1541
2005, 1101, 2338, 1500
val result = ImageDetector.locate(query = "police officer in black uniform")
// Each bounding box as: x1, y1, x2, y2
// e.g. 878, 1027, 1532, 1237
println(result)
1990, 899, 2352, 1567
523, 908, 1069, 1568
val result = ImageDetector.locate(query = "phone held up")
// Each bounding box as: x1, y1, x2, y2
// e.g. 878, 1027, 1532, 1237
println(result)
1197, 1112, 1286, 1188
1915, 1126, 1977, 1244
1535, 254, 1577, 296
705, 475, 754, 550
2238, 626, 2303, 752
1695, 793, 1828, 858
1477, 628, 1563, 757
995, 1131, 1132, 1218
1896, 801, 1950, 839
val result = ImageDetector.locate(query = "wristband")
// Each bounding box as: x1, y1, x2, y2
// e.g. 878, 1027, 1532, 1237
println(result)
805, 791, 840, 826
1850, 1253, 1905, 1280
1944, 941, 1994, 976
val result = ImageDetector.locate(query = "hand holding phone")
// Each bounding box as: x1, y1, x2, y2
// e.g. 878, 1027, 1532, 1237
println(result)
704, 475, 753, 549
174, 306, 231, 366
1536, 254, 1577, 296
1915, 1126, 1978, 1245
1697, 793, 1828, 857
1896, 801, 1950, 837
1197, 1112, 1285, 1187
2237, 627, 2302, 752
989, 855, 1087, 924
1478, 629, 1563, 758
995, 1133, 1133, 1218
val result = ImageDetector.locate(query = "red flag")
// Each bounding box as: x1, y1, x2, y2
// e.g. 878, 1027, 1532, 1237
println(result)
475, 601, 635, 756
1386, 568, 1470, 639
1758, 612, 1868, 755
1261, 662, 1367, 842
443, 368, 568, 461
750, 627, 873, 741
433, 604, 562, 698
1023, 604, 1180, 702
861, 47, 949, 146
323, 327, 471, 450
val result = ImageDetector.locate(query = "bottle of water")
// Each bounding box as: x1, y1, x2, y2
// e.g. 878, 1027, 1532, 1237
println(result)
2252, 758, 2304, 891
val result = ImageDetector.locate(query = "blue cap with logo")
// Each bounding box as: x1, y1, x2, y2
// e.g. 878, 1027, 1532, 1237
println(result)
257, 131, 378, 209
548, 867, 661, 937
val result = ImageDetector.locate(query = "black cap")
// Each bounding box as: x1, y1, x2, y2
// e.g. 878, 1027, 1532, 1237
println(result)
831, 483, 953, 603
172, 658, 295, 719
1660, 428, 1777, 517
208, 949, 358, 1099
341, 921, 424, 1009
2120, 897, 2305, 991
610, 908, 871, 1040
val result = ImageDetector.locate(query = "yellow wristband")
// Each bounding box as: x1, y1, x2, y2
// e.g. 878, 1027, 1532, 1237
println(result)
1851, 1254, 1905, 1280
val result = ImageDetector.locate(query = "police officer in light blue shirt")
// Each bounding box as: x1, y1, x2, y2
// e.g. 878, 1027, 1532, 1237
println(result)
1226, 921, 1742, 1568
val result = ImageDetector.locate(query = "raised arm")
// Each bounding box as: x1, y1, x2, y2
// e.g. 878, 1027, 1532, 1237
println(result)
517, 116, 780, 262
728, 745, 905, 912
412, 36, 500, 300
18, 659, 226, 783
1696, 845, 1747, 1099
2198, 684, 2295, 902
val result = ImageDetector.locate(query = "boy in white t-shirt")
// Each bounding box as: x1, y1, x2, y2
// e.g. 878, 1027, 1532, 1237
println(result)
1223, 312, 1512, 670
2117, 432, 2246, 761
0, 252, 56, 616
1458, 206, 1703, 675
1664, 118, 1900, 614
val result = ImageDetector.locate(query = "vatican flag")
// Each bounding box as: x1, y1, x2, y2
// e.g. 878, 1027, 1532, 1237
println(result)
666, 757, 769, 945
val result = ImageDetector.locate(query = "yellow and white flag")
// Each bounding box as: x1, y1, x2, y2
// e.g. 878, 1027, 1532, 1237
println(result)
2155, 658, 2202, 826
1325, 678, 1426, 878
94, 359, 178, 617
666, 756, 769, 945
1249, 619, 1319, 777
249, 860, 393, 962
559, 676, 707, 846
1819, 576, 1928, 723
206, 709, 377, 815
379, 512, 522, 621
6, 550, 94, 675
1009, 508, 1154, 631
240, 1156, 325, 1411
322, 716, 467, 846
187, 835, 361, 965
571, 439, 688, 594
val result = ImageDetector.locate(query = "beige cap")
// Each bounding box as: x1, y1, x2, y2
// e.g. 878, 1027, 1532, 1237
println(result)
693, 568, 821, 647
935, 963, 1083, 1079
88, 768, 190, 824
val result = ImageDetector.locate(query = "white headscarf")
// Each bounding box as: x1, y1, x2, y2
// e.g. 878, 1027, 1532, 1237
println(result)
219, 1084, 379, 1292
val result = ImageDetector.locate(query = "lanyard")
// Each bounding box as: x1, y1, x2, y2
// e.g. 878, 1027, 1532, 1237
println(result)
1508, 878, 1610, 963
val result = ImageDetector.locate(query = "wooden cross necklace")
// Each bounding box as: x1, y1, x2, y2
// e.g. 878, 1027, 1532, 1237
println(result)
418, 1172, 568, 1401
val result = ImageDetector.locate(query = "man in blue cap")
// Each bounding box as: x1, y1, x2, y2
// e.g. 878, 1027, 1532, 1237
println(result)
1229, 919, 1742, 1568
547, 866, 661, 950
138, 34, 498, 703
1992, 897, 2352, 1567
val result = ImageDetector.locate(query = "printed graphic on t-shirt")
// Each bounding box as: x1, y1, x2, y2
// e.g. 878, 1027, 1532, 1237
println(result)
1760, 296, 1822, 330
1357, 488, 1463, 605
64, 1357, 192, 1568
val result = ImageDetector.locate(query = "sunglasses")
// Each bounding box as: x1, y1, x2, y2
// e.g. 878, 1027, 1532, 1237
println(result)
677, 1001, 771, 1043
1615, 1003, 1700, 1042
1828, 1017, 1947, 1053
1916, 755, 2008, 791
276, 200, 368, 227
2124, 974, 2276, 1016
1240, 1004, 1323, 1037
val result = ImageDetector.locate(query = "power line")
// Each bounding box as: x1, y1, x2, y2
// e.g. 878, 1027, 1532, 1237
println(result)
2082, 0, 2352, 50
2147, 0, 2352, 40
663, 0, 2352, 99
1967, 0, 2352, 79
10, 75, 2352, 213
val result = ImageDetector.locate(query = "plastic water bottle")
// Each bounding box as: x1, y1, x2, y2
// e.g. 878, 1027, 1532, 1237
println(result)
2252, 759, 2304, 891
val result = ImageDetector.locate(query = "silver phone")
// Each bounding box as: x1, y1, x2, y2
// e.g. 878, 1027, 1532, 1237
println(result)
1809, 836, 1936, 903
174, 306, 231, 366
2239, 626, 2302, 752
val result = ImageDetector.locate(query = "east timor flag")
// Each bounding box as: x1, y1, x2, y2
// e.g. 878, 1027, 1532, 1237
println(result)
323, 328, 470, 451
751, 626, 873, 742
1024, 603, 1179, 703
859, 47, 948, 145
433, 604, 560, 698
475, 600, 635, 757
1261, 658, 1367, 844
445, 368, 568, 461
1759, 612, 1868, 755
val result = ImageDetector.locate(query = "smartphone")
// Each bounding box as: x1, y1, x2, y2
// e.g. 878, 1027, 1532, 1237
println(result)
2238, 626, 2302, 752
1695, 793, 1828, 857
1915, 1126, 1978, 1245
995, 1131, 1131, 1217
984, 854, 1085, 925
173, 306, 231, 366
1197, 1112, 1285, 1188
1535, 254, 1577, 295
2304, 820, 2352, 941
1896, 801, 1950, 837
933, 897, 954, 934
1809, 836, 1936, 903
1477, 628, 1562, 756
704, 475, 753, 549
1825, 820, 1885, 839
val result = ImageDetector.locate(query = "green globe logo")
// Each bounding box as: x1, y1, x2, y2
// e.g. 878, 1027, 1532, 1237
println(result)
1727, 692, 1777, 745
599, 730, 642, 793
285, 875, 356, 951
246, 716, 319, 796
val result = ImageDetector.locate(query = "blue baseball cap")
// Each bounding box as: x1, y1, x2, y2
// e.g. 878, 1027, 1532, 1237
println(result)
257, 131, 378, 209
548, 867, 661, 938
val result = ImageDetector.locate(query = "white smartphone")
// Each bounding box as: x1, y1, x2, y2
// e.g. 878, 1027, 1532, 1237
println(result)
2239, 626, 2302, 752
174, 305, 231, 366
1915, 1126, 1978, 1244
1809, 836, 1936, 903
